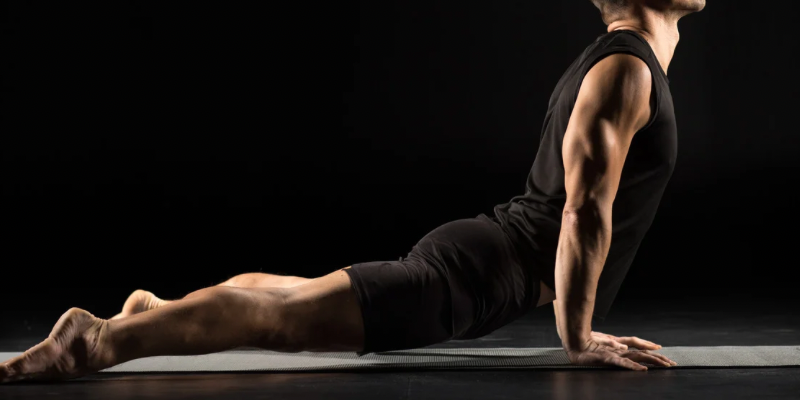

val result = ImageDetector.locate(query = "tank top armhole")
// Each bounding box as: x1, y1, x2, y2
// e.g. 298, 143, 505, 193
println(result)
572, 49, 662, 134
572, 48, 662, 321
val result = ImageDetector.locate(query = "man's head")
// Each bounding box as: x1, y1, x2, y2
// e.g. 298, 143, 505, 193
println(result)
591, 0, 706, 25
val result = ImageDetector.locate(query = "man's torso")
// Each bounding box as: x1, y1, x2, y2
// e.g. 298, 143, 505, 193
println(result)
494, 30, 678, 319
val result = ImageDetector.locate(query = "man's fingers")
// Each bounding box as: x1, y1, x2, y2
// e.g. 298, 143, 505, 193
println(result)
625, 351, 672, 367
592, 332, 622, 342
590, 332, 627, 349
592, 336, 628, 350
617, 336, 661, 350
607, 355, 647, 371
641, 350, 678, 366
605, 340, 627, 350
571, 349, 650, 371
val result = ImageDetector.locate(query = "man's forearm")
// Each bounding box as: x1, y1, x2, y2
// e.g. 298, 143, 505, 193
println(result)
553, 300, 562, 339
554, 207, 611, 351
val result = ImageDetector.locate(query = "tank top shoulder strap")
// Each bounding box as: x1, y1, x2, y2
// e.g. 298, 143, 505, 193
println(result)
573, 30, 664, 131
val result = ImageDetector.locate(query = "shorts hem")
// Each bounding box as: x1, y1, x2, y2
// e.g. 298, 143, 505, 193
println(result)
342, 266, 372, 356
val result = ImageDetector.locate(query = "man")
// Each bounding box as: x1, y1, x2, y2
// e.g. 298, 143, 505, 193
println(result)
0, 0, 704, 382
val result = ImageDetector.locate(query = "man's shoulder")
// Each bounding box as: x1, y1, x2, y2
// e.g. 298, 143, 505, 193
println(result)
588, 53, 652, 89
576, 53, 654, 134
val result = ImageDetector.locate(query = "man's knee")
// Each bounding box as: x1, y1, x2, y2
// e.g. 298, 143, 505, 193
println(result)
244, 286, 311, 352
179, 286, 300, 352
259, 276, 363, 352
195, 271, 362, 353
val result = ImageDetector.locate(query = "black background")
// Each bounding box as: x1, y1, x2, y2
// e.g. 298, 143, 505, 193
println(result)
3, 1, 799, 330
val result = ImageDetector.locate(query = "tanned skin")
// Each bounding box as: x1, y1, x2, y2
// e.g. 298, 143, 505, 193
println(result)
555, 53, 665, 370
0, 0, 704, 382
548, 0, 706, 370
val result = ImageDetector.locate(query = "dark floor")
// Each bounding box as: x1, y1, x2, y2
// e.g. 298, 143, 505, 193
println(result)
1, 298, 799, 399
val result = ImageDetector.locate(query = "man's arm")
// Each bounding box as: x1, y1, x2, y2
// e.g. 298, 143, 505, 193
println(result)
553, 299, 662, 352
554, 53, 672, 370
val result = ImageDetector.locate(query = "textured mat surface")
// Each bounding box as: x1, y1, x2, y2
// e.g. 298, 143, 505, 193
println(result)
3, 346, 799, 372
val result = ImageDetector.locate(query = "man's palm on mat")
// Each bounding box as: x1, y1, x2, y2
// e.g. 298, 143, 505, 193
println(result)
569, 331, 677, 370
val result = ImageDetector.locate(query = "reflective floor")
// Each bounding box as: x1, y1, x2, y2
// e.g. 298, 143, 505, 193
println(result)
1, 298, 799, 399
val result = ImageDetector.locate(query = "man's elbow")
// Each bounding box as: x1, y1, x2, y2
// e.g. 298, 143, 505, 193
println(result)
562, 202, 612, 238
562, 202, 607, 225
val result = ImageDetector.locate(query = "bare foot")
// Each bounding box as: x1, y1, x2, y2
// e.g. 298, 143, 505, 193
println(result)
0, 308, 113, 383
112, 289, 171, 320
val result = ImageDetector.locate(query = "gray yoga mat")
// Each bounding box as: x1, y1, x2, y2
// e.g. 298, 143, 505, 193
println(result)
3, 346, 799, 372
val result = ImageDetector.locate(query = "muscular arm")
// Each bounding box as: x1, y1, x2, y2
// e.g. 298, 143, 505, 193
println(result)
554, 54, 653, 352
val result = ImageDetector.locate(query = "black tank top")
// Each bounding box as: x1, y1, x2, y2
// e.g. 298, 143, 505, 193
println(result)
493, 30, 677, 319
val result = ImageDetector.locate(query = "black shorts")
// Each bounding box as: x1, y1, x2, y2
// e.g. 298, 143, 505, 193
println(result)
344, 214, 541, 355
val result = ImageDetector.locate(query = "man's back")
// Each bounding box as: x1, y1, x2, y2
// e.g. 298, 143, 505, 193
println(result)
494, 30, 677, 319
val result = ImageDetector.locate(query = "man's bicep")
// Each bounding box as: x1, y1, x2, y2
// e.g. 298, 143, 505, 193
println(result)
562, 54, 653, 211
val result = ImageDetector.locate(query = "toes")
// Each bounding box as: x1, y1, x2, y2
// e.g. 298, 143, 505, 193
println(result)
2, 309, 106, 383
4, 340, 59, 382
152, 296, 171, 309
128, 290, 151, 312
0, 364, 24, 384
119, 289, 168, 318
0, 363, 11, 383
1, 352, 32, 383
131, 289, 149, 302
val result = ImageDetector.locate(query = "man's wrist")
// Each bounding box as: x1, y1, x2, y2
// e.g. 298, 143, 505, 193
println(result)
561, 331, 593, 352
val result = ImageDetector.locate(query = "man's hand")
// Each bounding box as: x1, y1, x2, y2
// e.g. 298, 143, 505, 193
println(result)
566, 338, 677, 371
554, 302, 665, 351
587, 331, 664, 351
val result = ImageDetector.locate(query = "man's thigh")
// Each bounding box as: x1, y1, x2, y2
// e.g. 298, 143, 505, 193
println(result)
280, 269, 365, 352
343, 259, 454, 354
414, 215, 539, 340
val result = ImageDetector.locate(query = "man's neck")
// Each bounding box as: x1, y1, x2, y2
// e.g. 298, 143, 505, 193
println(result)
606, 8, 681, 74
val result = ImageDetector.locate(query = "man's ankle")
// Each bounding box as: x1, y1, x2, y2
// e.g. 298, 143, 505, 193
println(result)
88, 318, 119, 370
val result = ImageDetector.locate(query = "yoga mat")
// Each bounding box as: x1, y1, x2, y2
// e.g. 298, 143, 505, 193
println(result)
3, 346, 799, 372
